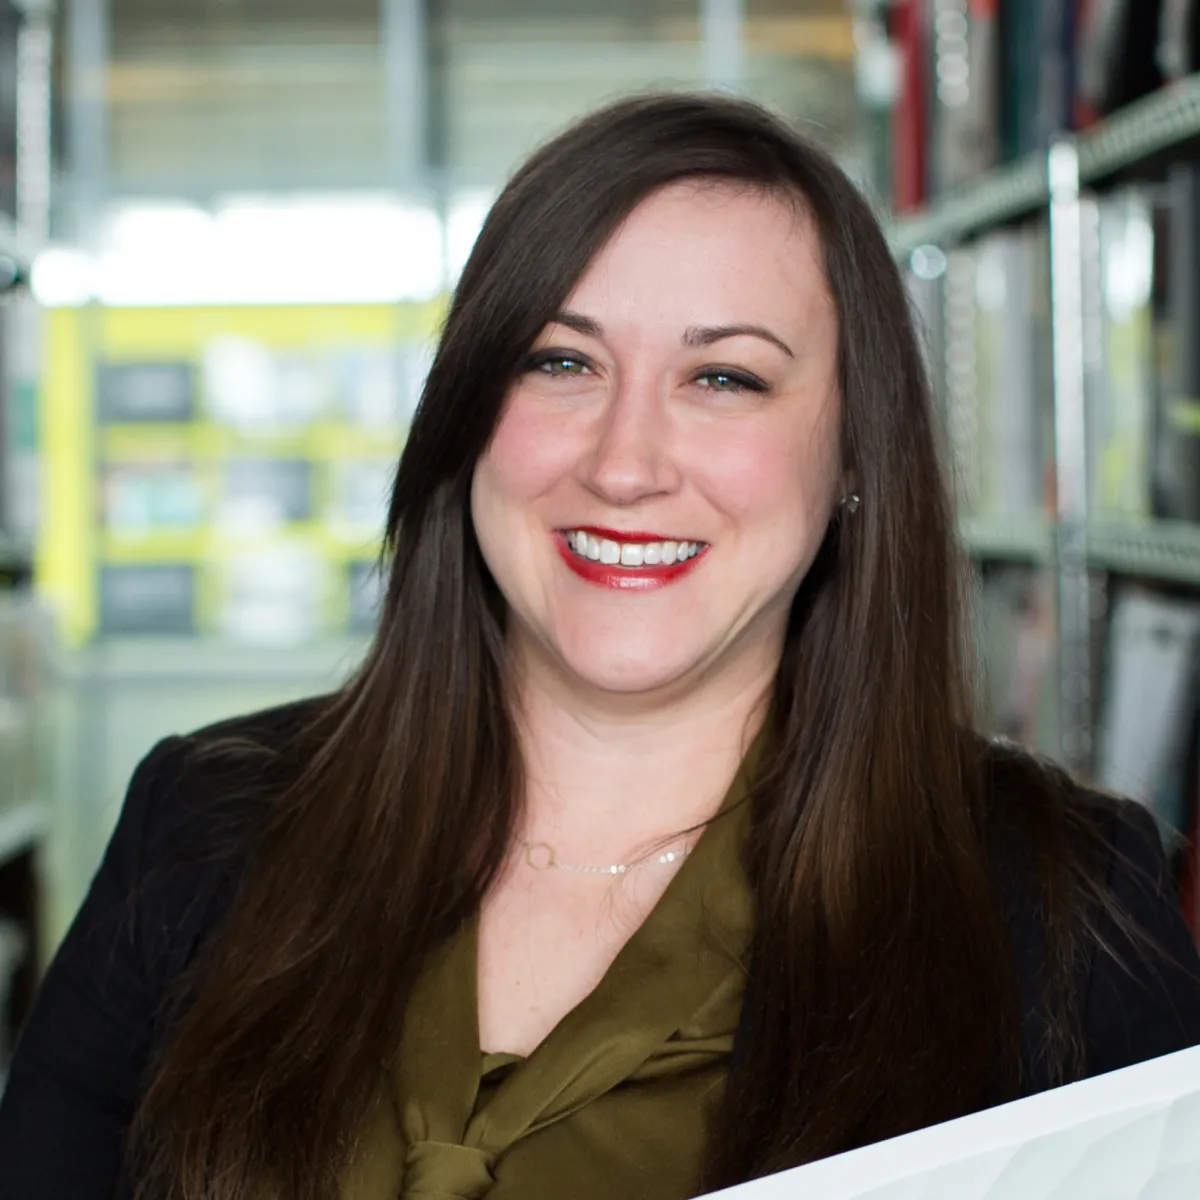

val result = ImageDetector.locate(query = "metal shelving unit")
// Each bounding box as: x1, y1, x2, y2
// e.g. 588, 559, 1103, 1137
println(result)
890, 75, 1200, 775
886, 156, 1047, 259
1087, 521, 1200, 588
957, 515, 1053, 564
888, 75, 1200, 259
1079, 75, 1200, 184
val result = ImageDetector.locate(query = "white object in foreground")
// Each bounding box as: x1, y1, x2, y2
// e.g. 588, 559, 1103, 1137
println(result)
702, 1044, 1200, 1199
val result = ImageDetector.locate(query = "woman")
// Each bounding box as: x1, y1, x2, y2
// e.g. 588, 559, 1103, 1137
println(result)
2, 93, 1199, 1200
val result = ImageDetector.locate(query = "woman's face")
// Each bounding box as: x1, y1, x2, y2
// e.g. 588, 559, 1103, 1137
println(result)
471, 181, 843, 701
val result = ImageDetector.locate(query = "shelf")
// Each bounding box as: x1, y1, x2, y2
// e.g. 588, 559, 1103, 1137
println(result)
887, 156, 1047, 258
100, 421, 404, 463
958, 515, 1053, 564
888, 74, 1200, 256
1086, 519, 1200, 587
0, 803, 46, 864
960, 516, 1200, 586
1078, 75, 1200, 183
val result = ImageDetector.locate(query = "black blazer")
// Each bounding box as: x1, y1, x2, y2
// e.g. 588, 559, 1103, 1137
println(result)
2, 700, 1200, 1199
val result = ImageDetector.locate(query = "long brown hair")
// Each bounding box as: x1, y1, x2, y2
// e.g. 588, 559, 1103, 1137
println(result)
132, 94, 1102, 1198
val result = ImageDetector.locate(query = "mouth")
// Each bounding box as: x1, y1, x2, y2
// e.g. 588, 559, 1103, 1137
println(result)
563, 528, 709, 568
554, 527, 710, 590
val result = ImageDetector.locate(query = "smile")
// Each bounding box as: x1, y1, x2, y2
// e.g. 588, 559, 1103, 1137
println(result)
555, 528, 709, 591
564, 530, 706, 567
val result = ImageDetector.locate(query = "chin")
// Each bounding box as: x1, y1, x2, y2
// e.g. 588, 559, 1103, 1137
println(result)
552, 633, 703, 697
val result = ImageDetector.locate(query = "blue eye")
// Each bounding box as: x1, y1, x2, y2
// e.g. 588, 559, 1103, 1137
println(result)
545, 358, 588, 375
695, 370, 766, 394
525, 351, 592, 377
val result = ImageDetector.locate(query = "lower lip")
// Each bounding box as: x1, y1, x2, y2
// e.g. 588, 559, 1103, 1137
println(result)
554, 533, 707, 591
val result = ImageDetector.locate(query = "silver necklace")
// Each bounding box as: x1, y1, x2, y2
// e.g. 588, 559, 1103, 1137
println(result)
521, 839, 691, 876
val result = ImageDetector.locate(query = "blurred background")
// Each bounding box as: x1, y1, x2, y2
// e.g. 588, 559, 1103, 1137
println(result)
0, 0, 1199, 1082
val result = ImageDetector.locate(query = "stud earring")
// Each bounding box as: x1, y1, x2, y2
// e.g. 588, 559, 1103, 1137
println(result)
839, 493, 861, 515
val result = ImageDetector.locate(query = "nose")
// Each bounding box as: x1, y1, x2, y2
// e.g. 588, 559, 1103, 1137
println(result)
577, 376, 681, 507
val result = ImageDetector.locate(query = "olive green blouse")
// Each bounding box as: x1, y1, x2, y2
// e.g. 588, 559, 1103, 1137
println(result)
341, 756, 756, 1200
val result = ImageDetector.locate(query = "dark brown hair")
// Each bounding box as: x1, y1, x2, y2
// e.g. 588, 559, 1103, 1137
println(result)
132, 93, 1103, 1198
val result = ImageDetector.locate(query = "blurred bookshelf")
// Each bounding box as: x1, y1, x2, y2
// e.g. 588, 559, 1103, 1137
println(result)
957, 515, 1053, 565
888, 156, 1048, 258
957, 517, 1200, 588
1086, 520, 1200, 588
879, 1, 1200, 940
887, 74, 1200, 257
0, 0, 53, 1081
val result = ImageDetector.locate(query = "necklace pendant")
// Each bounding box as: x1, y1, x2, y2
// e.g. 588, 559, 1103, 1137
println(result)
524, 841, 557, 870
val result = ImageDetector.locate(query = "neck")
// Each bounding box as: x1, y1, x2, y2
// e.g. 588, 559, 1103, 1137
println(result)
512, 645, 775, 857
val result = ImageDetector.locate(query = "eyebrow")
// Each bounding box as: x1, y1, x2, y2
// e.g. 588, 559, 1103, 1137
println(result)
552, 310, 796, 359
683, 323, 795, 358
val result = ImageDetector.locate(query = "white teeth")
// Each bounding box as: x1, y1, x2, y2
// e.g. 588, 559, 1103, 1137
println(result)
564, 531, 705, 569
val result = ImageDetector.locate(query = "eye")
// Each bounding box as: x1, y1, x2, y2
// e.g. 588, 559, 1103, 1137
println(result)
694, 368, 767, 394
524, 351, 593, 377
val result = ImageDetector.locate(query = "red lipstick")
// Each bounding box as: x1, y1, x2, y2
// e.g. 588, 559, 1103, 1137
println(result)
554, 530, 708, 591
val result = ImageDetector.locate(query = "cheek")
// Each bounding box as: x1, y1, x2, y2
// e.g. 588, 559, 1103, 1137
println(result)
697, 410, 840, 537
476, 399, 579, 508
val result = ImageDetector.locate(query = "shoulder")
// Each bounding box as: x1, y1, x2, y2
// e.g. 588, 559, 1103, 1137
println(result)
117, 696, 334, 985
978, 738, 1200, 1083
134, 694, 331, 855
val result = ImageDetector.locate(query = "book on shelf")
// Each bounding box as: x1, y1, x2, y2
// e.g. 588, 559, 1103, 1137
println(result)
98, 564, 196, 636
997, 0, 1047, 160
891, 0, 930, 212
973, 224, 1052, 519
102, 462, 205, 536
1083, 187, 1157, 520
1033, 0, 1075, 149
1157, 0, 1200, 80
215, 543, 328, 646
95, 361, 197, 425
1009, 0, 1080, 152
928, 0, 1000, 194
939, 247, 981, 510
1153, 162, 1200, 523
937, 222, 1051, 523
1095, 585, 1200, 841
218, 458, 315, 532
976, 564, 1059, 754
1076, 0, 1164, 123
886, 1, 1200, 206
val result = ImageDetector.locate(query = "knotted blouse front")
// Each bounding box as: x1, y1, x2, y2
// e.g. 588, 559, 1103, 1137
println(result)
340, 756, 756, 1200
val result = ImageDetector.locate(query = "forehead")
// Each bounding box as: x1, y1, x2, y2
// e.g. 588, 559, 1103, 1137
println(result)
563, 180, 834, 331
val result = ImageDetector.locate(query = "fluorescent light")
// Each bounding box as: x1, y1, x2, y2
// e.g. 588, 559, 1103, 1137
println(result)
30, 246, 97, 307
34, 193, 453, 307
